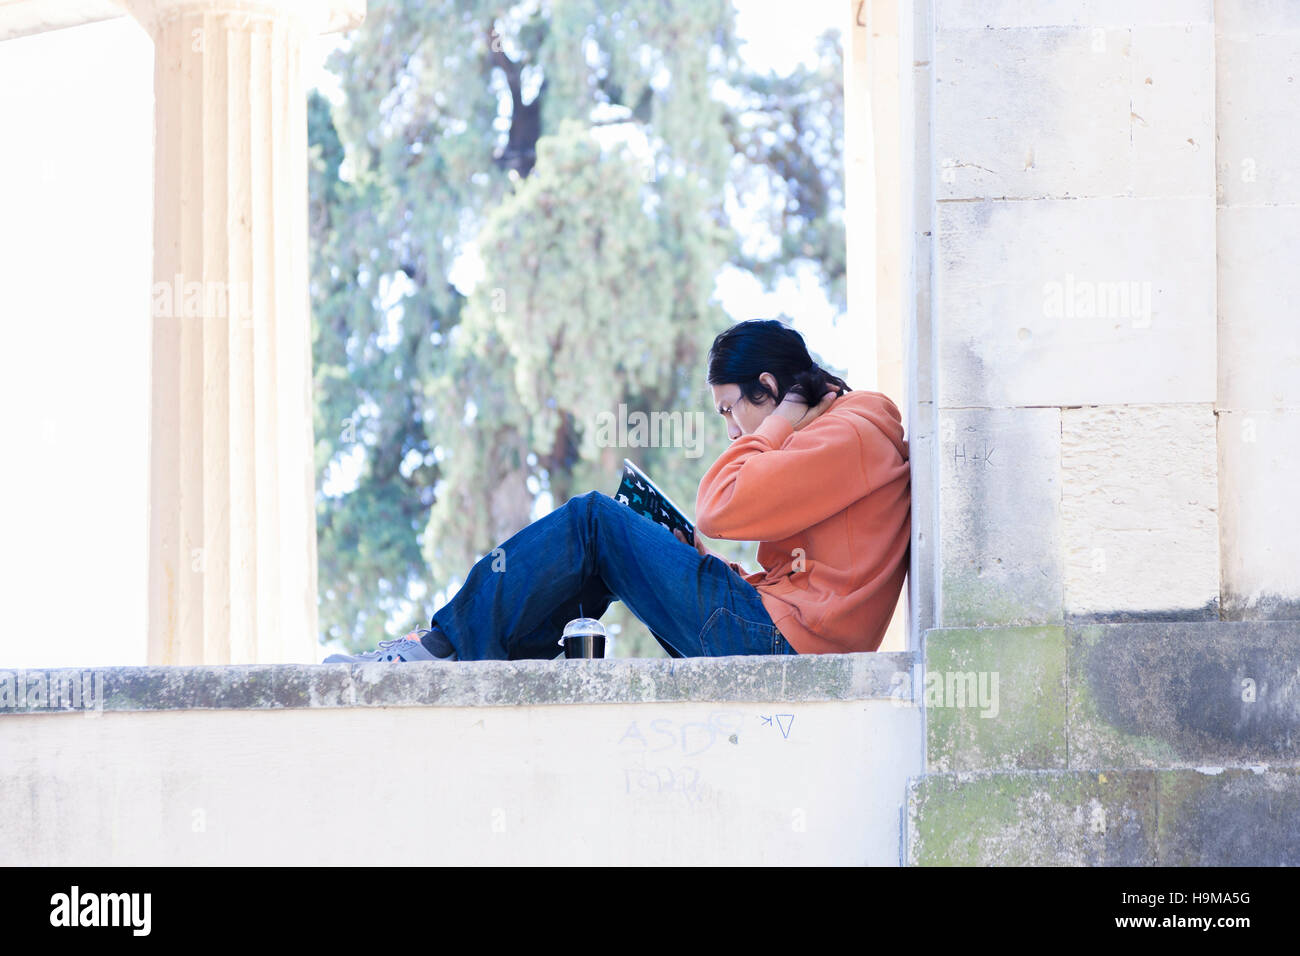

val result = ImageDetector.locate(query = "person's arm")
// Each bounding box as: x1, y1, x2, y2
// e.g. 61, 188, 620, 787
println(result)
673, 528, 749, 575
695, 412, 872, 543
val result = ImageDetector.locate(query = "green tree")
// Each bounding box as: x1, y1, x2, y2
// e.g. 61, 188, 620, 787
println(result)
309, 0, 846, 655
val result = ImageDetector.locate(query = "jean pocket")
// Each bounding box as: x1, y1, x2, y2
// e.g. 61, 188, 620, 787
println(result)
699, 606, 780, 658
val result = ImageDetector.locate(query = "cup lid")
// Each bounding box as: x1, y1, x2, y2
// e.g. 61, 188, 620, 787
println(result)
561, 617, 607, 638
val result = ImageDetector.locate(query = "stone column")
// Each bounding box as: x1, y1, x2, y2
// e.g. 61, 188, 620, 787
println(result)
842, 0, 877, 382
869, 0, 904, 407
845, 0, 911, 650
1215, 3, 1300, 621
122, 0, 364, 664
843, 0, 906, 403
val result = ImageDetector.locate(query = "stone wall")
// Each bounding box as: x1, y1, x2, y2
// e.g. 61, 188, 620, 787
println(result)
0, 654, 921, 865
919, 0, 1226, 627
905, 1, 1300, 864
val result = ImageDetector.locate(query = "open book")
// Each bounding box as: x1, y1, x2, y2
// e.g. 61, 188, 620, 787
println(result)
613, 458, 696, 547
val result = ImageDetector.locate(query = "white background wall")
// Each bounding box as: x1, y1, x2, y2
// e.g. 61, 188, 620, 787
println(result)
1, 697, 921, 865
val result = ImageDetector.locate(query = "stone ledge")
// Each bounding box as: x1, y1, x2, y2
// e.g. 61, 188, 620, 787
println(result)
0, 652, 917, 714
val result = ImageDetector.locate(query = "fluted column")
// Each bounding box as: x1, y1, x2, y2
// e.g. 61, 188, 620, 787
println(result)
123, 0, 364, 664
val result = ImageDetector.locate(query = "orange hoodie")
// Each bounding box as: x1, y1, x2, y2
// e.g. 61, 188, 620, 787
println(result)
694, 390, 911, 654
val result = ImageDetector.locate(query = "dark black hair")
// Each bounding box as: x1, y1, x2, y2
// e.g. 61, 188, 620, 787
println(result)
706, 319, 851, 409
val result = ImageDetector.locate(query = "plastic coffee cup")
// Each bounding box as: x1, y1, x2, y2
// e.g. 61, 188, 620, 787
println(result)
559, 618, 608, 659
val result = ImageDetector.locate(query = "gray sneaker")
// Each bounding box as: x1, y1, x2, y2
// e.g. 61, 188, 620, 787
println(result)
323, 632, 442, 663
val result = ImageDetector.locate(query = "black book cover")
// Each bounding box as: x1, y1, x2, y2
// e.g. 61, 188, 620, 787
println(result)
613, 458, 696, 546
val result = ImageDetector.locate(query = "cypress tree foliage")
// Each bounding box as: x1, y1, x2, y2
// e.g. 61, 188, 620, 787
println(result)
309, 0, 846, 654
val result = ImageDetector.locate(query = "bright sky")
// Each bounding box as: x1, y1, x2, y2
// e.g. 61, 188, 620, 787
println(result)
0, 1, 858, 667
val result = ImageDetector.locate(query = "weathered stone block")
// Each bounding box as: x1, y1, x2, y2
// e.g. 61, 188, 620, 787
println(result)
1156, 767, 1300, 865
1068, 622, 1300, 768
1217, 206, 1300, 410
936, 1, 1212, 30
1217, 0, 1300, 35
1219, 410, 1300, 620
1216, 34, 1300, 205
907, 770, 1158, 865
935, 27, 1132, 200
1060, 404, 1219, 618
935, 197, 1215, 407
934, 24, 1212, 201
938, 407, 1063, 626
924, 626, 1068, 771
1130, 24, 1215, 197
0, 654, 921, 715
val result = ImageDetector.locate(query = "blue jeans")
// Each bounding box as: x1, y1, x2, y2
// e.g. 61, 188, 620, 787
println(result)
430, 490, 799, 660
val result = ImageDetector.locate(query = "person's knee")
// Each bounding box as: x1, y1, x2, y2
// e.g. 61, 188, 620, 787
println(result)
561, 490, 607, 525
574, 490, 622, 528
588, 489, 625, 520
572, 489, 609, 510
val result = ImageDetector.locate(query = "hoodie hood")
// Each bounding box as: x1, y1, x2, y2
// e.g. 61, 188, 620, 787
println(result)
823, 389, 909, 462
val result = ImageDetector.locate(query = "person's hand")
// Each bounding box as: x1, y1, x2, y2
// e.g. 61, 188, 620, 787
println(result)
674, 527, 710, 559
677, 528, 748, 575
775, 388, 840, 431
